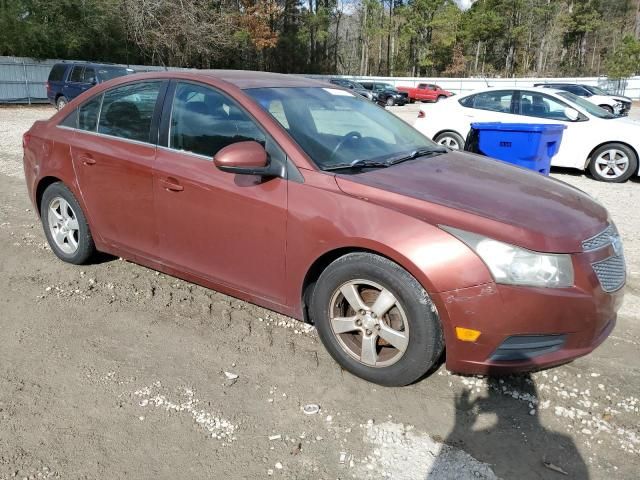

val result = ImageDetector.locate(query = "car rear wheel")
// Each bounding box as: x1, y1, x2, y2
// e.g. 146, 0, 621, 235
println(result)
385, 97, 395, 107
589, 143, 638, 183
434, 131, 464, 150
599, 104, 614, 114
56, 96, 68, 110
311, 252, 443, 386
41, 182, 96, 264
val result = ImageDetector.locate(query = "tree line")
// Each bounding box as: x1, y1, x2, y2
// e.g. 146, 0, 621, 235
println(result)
1, 0, 640, 79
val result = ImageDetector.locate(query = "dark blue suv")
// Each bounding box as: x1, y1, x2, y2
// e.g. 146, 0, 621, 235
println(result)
47, 62, 133, 109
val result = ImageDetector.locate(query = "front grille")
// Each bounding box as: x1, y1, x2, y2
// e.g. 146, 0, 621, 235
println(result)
592, 255, 626, 292
582, 224, 617, 251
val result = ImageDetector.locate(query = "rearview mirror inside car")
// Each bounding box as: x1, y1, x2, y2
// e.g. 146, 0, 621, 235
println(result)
214, 141, 285, 177
564, 107, 580, 121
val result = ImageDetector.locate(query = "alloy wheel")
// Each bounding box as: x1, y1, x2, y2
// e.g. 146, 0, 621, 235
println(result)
437, 136, 460, 149
594, 149, 629, 179
47, 196, 80, 254
328, 279, 409, 367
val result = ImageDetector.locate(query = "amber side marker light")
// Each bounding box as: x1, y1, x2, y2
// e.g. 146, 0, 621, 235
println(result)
455, 327, 481, 342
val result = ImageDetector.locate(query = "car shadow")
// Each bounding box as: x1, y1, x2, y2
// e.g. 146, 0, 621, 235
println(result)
427, 372, 589, 479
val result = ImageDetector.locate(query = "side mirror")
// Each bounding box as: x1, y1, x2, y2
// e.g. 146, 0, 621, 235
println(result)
564, 107, 580, 121
214, 141, 284, 177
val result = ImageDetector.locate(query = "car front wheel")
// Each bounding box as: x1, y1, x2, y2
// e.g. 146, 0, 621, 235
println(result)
385, 97, 395, 107
589, 143, 638, 183
41, 182, 96, 264
434, 131, 464, 150
599, 104, 614, 114
311, 252, 443, 386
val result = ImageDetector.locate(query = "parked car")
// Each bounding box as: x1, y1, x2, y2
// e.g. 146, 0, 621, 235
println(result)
328, 78, 375, 101
414, 86, 640, 182
360, 81, 409, 106
534, 83, 632, 116
23, 71, 623, 386
47, 62, 134, 110
396, 83, 453, 103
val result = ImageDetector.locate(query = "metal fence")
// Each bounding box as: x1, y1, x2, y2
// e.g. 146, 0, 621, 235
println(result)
307, 75, 640, 99
0, 56, 175, 104
2, 55, 639, 104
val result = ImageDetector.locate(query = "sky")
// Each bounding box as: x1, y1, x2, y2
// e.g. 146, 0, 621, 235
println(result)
454, 0, 475, 10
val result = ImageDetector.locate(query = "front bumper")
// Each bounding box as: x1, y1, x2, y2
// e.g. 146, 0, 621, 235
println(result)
433, 244, 624, 375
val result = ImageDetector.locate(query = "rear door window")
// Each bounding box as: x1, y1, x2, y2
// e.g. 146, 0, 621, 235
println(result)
78, 95, 103, 132
98, 82, 162, 143
468, 90, 514, 113
69, 66, 84, 83
169, 82, 266, 158
48, 64, 67, 82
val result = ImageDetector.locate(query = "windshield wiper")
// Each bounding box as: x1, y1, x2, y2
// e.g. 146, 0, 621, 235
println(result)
385, 147, 448, 166
323, 159, 391, 171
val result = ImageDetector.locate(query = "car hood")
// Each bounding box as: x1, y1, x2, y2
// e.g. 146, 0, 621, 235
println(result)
334, 151, 609, 253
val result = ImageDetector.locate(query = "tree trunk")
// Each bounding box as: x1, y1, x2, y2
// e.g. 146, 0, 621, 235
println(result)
359, 4, 368, 76
474, 40, 481, 73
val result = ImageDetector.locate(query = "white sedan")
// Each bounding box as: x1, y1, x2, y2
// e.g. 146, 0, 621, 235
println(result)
413, 86, 640, 182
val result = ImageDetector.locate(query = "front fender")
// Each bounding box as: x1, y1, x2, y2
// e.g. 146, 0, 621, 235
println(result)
285, 170, 492, 317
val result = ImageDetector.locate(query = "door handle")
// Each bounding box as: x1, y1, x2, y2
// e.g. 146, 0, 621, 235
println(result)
79, 154, 96, 165
160, 178, 184, 192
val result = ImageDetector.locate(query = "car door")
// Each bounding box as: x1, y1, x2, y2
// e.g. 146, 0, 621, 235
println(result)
62, 66, 87, 100
458, 90, 517, 137
514, 90, 591, 169
153, 81, 288, 304
70, 80, 166, 255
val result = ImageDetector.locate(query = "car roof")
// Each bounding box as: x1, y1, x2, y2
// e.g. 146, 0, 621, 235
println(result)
464, 85, 571, 96
55, 61, 128, 69
100, 69, 330, 89
199, 70, 329, 89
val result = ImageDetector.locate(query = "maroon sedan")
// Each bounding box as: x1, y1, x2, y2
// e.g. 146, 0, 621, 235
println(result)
22, 71, 625, 386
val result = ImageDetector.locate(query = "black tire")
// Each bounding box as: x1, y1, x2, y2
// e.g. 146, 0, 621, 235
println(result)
40, 182, 96, 264
56, 96, 68, 110
588, 143, 638, 183
385, 96, 395, 107
436, 95, 446, 102
599, 104, 614, 114
311, 252, 443, 386
434, 131, 465, 150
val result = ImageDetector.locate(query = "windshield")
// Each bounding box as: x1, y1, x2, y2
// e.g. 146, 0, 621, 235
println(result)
97, 68, 131, 82
556, 91, 616, 119
584, 85, 610, 96
245, 87, 440, 170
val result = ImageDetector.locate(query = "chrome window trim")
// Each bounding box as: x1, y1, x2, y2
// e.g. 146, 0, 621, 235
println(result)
72, 128, 157, 149
157, 144, 212, 161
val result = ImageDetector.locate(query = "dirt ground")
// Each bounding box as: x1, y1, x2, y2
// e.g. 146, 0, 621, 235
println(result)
1, 104, 639, 480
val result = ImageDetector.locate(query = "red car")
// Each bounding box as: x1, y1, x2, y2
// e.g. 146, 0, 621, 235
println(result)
23, 71, 624, 386
397, 83, 453, 103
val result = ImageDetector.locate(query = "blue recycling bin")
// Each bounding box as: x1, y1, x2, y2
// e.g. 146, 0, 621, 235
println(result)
465, 123, 567, 175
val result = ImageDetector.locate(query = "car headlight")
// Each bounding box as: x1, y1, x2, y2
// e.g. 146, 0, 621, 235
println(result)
442, 226, 574, 288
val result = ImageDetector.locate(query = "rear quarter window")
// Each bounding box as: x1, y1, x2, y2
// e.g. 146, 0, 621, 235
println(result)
48, 64, 67, 82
